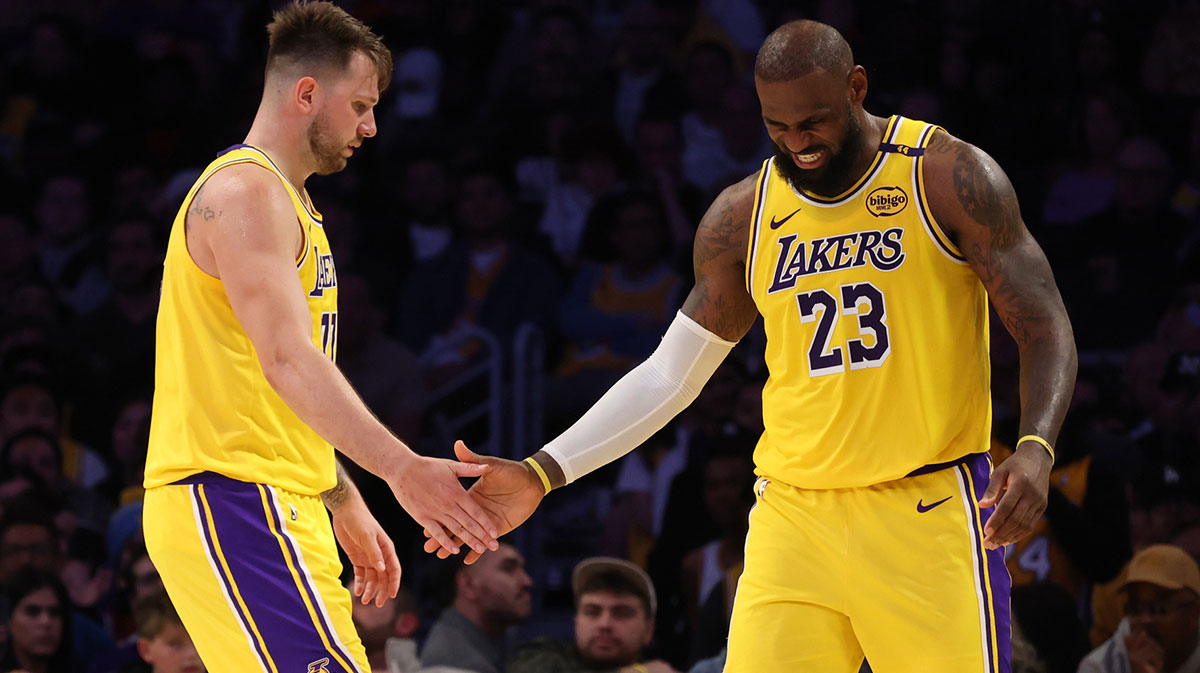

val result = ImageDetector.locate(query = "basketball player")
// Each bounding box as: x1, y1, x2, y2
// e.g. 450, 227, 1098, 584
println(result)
142, 3, 498, 672
429, 20, 1077, 673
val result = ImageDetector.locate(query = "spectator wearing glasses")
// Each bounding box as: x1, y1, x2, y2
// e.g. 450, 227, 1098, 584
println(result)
1078, 544, 1200, 673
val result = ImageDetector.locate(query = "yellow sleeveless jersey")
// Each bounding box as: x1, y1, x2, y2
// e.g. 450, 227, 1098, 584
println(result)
746, 116, 991, 489
146, 145, 339, 495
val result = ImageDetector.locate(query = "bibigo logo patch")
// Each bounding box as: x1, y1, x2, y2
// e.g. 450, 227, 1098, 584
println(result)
865, 186, 908, 217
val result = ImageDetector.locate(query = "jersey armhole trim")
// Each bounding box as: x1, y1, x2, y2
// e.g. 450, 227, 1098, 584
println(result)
914, 125, 969, 264
182, 157, 262, 280
745, 158, 772, 301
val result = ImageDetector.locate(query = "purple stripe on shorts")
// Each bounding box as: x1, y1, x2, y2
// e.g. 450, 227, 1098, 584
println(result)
201, 478, 356, 673
262, 485, 362, 673
966, 453, 1012, 673
192, 485, 273, 672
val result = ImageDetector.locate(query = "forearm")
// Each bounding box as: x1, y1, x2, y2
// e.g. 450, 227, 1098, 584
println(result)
540, 311, 735, 484
1014, 321, 1077, 448
321, 459, 364, 512
264, 344, 412, 479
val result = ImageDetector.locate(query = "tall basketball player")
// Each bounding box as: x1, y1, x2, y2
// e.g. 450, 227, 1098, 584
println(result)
430, 20, 1077, 673
143, 3, 498, 671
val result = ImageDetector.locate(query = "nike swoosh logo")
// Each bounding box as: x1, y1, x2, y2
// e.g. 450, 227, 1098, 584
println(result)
769, 208, 802, 230
916, 496, 952, 513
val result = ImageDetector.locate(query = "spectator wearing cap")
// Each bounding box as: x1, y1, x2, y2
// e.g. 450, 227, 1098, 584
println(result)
508, 557, 680, 673
1078, 544, 1200, 673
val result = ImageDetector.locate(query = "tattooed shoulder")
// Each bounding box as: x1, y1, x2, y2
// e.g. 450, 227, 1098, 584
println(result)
186, 184, 223, 234
923, 130, 1023, 250
692, 173, 758, 273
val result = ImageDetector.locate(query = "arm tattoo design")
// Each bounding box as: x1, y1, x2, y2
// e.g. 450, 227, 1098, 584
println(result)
321, 460, 351, 510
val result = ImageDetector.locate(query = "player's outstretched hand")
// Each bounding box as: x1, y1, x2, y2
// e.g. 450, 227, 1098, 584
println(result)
388, 452, 499, 556
331, 504, 401, 607
978, 441, 1053, 550
422, 441, 546, 564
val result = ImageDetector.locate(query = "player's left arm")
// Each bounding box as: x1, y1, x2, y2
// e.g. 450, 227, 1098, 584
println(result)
923, 129, 1078, 550
324, 458, 401, 606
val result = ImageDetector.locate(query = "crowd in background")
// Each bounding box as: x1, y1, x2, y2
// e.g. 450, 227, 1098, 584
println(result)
1, 0, 1199, 671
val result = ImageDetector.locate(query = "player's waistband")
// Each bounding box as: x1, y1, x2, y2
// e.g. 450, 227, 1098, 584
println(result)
170, 470, 250, 486
905, 451, 988, 478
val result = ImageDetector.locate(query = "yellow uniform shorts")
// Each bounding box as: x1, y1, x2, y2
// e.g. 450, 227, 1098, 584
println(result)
144, 472, 369, 673
725, 453, 1010, 673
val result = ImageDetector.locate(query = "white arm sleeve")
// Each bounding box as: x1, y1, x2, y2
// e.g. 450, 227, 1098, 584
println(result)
542, 311, 737, 484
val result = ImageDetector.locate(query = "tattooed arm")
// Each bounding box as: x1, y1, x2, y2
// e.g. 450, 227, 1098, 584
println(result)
320, 459, 358, 511
923, 130, 1078, 549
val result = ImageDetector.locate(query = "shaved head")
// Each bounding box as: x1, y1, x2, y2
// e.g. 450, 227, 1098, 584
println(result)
755, 20, 853, 82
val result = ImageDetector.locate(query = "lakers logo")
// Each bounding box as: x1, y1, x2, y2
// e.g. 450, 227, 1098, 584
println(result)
865, 186, 908, 217
307, 658, 330, 673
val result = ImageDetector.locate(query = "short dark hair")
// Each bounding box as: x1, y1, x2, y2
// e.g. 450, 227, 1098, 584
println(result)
133, 591, 185, 640
266, 1, 393, 92
577, 570, 652, 618
755, 20, 853, 82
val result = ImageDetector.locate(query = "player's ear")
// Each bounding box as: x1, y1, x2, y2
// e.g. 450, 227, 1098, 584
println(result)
848, 65, 868, 106
296, 76, 319, 113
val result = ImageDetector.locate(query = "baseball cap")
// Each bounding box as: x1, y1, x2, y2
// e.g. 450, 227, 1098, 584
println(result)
1121, 544, 1200, 596
572, 557, 657, 617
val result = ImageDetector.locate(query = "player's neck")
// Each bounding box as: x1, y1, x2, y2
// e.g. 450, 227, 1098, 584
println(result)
244, 111, 312, 194
845, 112, 887, 185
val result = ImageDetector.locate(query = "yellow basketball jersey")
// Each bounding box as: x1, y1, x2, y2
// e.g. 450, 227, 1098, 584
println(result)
746, 116, 991, 489
146, 145, 339, 495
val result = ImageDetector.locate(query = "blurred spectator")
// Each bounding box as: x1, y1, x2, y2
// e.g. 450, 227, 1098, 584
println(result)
0, 212, 39, 291
420, 542, 533, 673
0, 568, 76, 673
1042, 94, 1135, 226
396, 166, 560, 375
0, 372, 109, 509
98, 397, 152, 508
1, 427, 112, 537
71, 217, 161, 446
351, 585, 422, 673
553, 190, 682, 420
682, 84, 770, 195
606, 2, 685, 144
679, 41, 737, 193
1009, 582, 1090, 673
34, 173, 110, 316
1078, 545, 1200, 673
0, 498, 113, 665
396, 155, 456, 265
630, 112, 705, 261
993, 407, 1131, 610
679, 447, 755, 663
120, 591, 204, 673
1053, 138, 1186, 351
1142, 3, 1200, 99
339, 274, 425, 441
508, 557, 679, 673
538, 125, 630, 266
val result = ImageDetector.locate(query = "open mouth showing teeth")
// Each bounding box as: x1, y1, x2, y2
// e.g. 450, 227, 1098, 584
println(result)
795, 150, 822, 162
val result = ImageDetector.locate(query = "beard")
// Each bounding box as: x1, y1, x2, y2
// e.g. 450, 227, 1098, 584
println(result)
308, 112, 350, 176
772, 106, 866, 197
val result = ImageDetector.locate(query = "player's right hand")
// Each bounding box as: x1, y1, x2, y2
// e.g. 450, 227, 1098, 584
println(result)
421, 441, 547, 564
387, 452, 499, 555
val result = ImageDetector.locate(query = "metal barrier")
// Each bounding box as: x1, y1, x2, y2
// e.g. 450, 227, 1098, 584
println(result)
423, 325, 503, 456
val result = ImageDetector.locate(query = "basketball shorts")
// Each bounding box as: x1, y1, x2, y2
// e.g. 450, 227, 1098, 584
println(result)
144, 472, 369, 673
725, 452, 1010, 673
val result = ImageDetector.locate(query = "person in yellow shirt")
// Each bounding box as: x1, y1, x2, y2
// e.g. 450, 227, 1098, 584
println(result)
142, 3, 498, 671
430, 19, 1077, 673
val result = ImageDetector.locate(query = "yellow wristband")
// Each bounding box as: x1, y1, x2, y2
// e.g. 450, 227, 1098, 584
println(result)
631, 665, 649, 673
524, 456, 552, 495
1017, 434, 1055, 464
